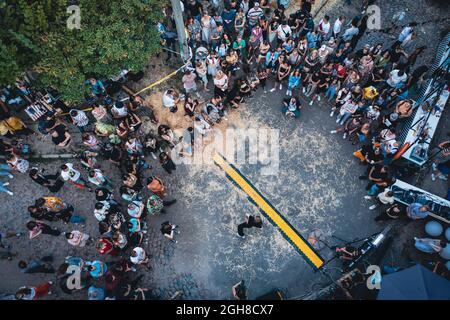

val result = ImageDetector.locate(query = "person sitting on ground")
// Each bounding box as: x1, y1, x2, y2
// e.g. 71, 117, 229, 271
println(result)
160, 221, 180, 243
374, 203, 406, 222
364, 188, 394, 210
162, 89, 180, 113
281, 97, 301, 118
50, 123, 71, 148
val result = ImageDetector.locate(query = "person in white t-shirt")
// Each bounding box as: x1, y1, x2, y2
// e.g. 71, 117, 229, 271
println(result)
276, 23, 291, 44
387, 69, 407, 88
318, 15, 331, 41
398, 22, 417, 46
333, 16, 345, 38
364, 188, 395, 210
130, 247, 149, 268
110, 101, 128, 119
60, 163, 91, 191
162, 89, 180, 113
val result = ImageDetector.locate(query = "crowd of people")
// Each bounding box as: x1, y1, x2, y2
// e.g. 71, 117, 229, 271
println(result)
161, 0, 450, 285
0, 0, 449, 300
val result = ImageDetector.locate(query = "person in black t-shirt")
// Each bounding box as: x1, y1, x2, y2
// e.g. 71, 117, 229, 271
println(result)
366, 165, 390, 191
359, 143, 385, 178
237, 214, 263, 237
29, 167, 64, 192
186, 0, 203, 20
50, 123, 71, 147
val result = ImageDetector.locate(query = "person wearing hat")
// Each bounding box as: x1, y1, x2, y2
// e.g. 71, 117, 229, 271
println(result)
247, 2, 263, 28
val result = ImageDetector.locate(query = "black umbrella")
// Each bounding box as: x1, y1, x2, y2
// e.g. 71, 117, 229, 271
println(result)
377, 264, 450, 300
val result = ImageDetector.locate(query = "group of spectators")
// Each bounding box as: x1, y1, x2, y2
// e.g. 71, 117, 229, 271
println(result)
1, 0, 449, 300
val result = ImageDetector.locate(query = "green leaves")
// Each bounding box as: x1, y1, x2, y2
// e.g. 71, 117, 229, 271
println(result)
1, 0, 165, 104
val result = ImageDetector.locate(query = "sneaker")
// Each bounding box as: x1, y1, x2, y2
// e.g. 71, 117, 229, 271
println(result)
432, 163, 437, 172
6, 191, 13, 196
151, 153, 157, 160
330, 111, 334, 117
302, 87, 306, 94
270, 88, 276, 92
369, 205, 377, 210
174, 240, 178, 244
364, 196, 372, 200
439, 175, 448, 181
309, 100, 314, 106
264, 90, 267, 94
317, 95, 321, 102
343, 133, 347, 139
8, 174, 13, 179
336, 118, 340, 123
431, 173, 436, 181
238, 232, 245, 238
279, 84, 282, 90
3, 182, 9, 186
330, 130, 337, 134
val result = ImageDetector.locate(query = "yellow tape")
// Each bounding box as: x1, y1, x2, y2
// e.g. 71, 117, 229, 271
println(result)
133, 61, 189, 96
213, 153, 324, 269
58, 107, 93, 117
133, 68, 180, 96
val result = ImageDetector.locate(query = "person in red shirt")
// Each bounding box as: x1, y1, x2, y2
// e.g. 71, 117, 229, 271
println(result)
96, 237, 118, 256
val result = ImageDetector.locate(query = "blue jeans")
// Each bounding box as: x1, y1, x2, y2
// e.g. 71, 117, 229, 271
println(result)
0, 183, 11, 194
70, 215, 86, 224
325, 87, 337, 101
0, 164, 11, 177
337, 112, 352, 126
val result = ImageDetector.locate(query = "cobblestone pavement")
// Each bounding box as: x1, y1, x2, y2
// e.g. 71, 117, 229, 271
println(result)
0, 0, 449, 299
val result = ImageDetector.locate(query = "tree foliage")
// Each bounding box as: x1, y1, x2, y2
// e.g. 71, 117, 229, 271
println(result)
0, 0, 166, 103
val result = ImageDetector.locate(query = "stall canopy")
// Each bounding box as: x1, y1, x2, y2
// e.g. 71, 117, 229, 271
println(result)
377, 264, 450, 300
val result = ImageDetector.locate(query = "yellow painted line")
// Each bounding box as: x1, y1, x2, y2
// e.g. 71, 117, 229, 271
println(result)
213, 153, 324, 270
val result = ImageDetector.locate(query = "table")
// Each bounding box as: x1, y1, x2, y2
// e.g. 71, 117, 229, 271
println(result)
401, 89, 449, 166
389, 179, 450, 222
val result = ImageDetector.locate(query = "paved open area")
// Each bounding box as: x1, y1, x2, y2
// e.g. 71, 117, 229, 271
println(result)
0, 85, 382, 299
1, 0, 449, 300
